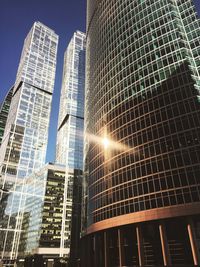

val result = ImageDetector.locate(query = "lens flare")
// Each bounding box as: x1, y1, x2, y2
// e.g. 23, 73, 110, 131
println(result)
102, 137, 109, 149
85, 132, 135, 154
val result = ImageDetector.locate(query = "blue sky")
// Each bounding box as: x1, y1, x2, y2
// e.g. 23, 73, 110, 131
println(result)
0, 0, 200, 163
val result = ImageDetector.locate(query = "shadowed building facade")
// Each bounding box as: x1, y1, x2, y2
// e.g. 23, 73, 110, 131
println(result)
0, 22, 58, 262
0, 87, 13, 147
82, 0, 200, 266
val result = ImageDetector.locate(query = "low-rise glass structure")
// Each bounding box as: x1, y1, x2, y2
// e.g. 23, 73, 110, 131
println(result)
18, 164, 82, 266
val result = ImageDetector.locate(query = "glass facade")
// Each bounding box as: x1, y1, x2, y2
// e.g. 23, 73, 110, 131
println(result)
17, 164, 82, 266
0, 22, 58, 261
18, 164, 72, 256
54, 30, 85, 264
0, 87, 13, 147
82, 0, 200, 266
85, 0, 200, 225
56, 31, 85, 170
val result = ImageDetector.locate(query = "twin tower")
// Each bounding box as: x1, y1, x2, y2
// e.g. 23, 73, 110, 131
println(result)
0, 22, 85, 264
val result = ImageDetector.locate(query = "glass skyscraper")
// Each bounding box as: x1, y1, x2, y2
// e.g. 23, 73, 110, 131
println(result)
82, 1, 200, 266
56, 31, 86, 170
55, 30, 85, 265
0, 22, 58, 262
0, 86, 13, 147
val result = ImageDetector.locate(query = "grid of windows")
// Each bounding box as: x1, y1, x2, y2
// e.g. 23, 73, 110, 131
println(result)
56, 31, 85, 170
18, 165, 74, 257
17, 165, 82, 264
85, 0, 200, 225
0, 87, 13, 147
0, 22, 58, 260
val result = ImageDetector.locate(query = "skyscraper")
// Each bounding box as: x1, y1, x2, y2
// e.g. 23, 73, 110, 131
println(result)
82, 1, 200, 266
56, 30, 85, 170
55, 30, 85, 266
0, 86, 13, 147
0, 22, 58, 261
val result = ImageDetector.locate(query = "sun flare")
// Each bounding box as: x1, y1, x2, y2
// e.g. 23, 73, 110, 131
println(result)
102, 137, 110, 149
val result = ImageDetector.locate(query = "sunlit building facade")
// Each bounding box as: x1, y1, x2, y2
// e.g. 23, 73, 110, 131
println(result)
56, 31, 85, 170
0, 22, 58, 261
17, 163, 82, 267
82, 0, 200, 266
55, 30, 85, 266
0, 86, 13, 147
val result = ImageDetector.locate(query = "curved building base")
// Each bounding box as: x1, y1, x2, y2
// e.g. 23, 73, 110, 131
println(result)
81, 215, 200, 267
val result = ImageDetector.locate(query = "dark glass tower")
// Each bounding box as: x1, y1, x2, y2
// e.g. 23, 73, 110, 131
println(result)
0, 87, 13, 147
82, 0, 200, 266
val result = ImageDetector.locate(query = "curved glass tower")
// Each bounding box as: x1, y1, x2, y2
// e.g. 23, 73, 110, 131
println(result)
82, 0, 200, 266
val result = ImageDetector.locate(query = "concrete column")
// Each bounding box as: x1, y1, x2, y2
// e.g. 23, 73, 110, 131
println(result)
47, 260, 53, 267
118, 229, 125, 267
87, 237, 92, 267
104, 232, 109, 267
93, 235, 98, 267
187, 218, 200, 266
159, 223, 171, 266
136, 226, 144, 266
